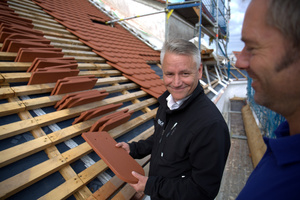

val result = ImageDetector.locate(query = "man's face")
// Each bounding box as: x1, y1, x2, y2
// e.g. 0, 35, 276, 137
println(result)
162, 52, 202, 102
236, 0, 300, 116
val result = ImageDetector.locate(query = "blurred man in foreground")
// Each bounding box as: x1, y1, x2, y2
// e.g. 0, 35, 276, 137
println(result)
236, 0, 300, 199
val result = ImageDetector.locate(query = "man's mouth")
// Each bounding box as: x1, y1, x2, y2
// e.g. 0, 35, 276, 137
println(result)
171, 87, 185, 91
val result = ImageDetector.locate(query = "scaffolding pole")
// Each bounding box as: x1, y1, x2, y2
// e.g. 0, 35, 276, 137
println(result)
105, 10, 166, 25
165, 0, 170, 41
165, 0, 202, 48
215, 0, 220, 67
167, 1, 201, 10
198, 1, 203, 49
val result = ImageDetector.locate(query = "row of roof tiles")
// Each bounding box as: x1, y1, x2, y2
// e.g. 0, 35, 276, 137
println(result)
33, 0, 165, 98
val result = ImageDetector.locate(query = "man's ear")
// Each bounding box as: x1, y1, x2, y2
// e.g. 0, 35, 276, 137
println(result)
198, 63, 203, 79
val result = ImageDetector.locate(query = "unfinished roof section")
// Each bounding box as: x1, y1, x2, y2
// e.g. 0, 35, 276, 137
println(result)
0, 0, 158, 199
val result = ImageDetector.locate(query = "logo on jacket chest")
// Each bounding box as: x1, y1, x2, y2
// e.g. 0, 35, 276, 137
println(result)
157, 119, 164, 127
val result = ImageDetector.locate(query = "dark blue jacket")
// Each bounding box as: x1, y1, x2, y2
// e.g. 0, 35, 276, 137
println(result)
236, 121, 300, 200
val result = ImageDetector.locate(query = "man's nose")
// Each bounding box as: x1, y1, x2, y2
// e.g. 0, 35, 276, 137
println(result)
236, 47, 250, 69
173, 74, 182, 86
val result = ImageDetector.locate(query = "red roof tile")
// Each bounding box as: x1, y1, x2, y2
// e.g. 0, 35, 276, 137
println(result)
33, 0, 165, 98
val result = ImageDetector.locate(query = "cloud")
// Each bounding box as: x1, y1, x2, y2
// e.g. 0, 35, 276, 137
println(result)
227, 0, 251, 54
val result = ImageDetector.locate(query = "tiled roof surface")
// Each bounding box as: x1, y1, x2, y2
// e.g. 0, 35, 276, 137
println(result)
34, 0, 165, 98
233, 51, 241, 59
0, 0, 159, 199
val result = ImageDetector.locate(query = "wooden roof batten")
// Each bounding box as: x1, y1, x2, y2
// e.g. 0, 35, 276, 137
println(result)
0, 0, 162, 199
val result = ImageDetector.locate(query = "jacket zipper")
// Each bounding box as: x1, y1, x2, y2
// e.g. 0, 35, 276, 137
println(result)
159, 130, 165, 143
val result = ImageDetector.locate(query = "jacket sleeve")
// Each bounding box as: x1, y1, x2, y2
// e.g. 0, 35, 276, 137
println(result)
144, 120, 230, 200
129, 133, 154, 159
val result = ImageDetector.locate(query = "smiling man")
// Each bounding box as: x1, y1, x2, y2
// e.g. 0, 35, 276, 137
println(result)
116, 39, 230, 200
236, 0, 300, 199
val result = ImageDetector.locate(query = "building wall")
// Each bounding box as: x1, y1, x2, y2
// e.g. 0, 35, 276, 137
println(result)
100, 0, 196, 45
216, 80, 247, 113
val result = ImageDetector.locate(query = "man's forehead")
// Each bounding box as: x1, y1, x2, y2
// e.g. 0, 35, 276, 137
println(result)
244, 0, 269, 22
241, 0, 270, 42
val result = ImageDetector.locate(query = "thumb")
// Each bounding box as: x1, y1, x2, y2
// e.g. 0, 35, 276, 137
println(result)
132, 171, 141, 179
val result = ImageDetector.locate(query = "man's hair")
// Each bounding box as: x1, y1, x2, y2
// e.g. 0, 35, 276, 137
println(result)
160, 39, 201, 69
266, 0, 300, 51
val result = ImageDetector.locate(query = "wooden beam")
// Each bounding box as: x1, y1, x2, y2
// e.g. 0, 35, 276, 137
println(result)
0, 83, 139, 117
40, 127, 153, 200
62, 50, 98, 57
0, 62, 32, 71
0, 143, 93, 200
0, 87, 15, 99
14, 96, 95, 200
242, 104, 267, 168
38, 158, 107, 200
0, 101, 26, 117
0, 52, 17, 61
0, 90, 147, 140
0, 70, 120, 83
0, 77, 128, 101
0, 62, 113, 72
0, 136, 52, 168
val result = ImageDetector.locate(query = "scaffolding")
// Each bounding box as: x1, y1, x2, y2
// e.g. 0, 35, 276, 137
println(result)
102, 0, 231, 58
165, 0, 231, 83
92, 0, 233, 97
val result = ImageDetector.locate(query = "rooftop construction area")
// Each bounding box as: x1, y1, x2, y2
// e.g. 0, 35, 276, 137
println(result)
0, 0, 254, 199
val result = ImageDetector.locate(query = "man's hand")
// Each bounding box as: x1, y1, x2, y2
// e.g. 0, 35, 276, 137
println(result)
115, 142, 130, 154
130, 171, 148, 194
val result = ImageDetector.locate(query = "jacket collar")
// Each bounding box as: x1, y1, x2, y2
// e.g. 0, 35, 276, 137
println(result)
265, 121, 300, 166
158, 82, 204, 113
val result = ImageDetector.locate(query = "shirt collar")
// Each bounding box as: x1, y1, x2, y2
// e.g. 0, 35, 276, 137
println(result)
265, 121, 300, 166
166, 94, 190, 110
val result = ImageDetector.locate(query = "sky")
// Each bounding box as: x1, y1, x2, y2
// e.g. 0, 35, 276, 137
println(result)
227, 0, 251, 53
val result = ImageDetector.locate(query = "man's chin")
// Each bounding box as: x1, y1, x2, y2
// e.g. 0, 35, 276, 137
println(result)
254, 93, 269, 108
171, 94, 186, 101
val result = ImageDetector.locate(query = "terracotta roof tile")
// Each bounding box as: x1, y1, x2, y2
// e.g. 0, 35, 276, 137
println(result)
89, 109, 129, 132
72, 103, 123, 125
28, 68, 79, 85
98, 111, 133, 132
51, 75, 98, 95
33, 0, 165, 97
28, 57, 77, 72
0, 23, 44, 37
56, 90, 109, 110
15, 48, 64, 62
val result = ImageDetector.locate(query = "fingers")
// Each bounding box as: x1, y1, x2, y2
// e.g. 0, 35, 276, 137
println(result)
115, 142, 126, 148
115, 142, 130, 153
130, 171, 147, 193
132, 171, 140, 178
115, 142, 123, 147
132, 171, 147, 183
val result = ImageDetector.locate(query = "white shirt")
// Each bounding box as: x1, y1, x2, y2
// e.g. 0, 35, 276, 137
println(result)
166, 94, 190, 110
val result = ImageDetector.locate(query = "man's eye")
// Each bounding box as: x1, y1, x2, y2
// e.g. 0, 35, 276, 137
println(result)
182, 73, 190, 77
246, 46, 254, 52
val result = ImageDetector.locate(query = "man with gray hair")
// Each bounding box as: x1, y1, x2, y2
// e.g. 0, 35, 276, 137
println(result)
117, 39, 230, 199
236, 0, 300, 199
